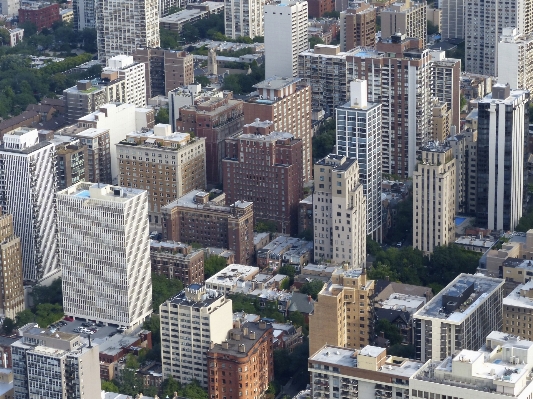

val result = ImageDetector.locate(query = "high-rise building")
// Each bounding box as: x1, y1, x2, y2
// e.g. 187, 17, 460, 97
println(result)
51, 136, 88, 191
439, 0, 464, 40
413, 273, 504, 362
336, 80, 382, 242
413, 143, 456, 254
307, 0, 334, 18
339, 4, 376, 51
476, 84, 529, 231
312, 154, 366, 267
117, 124, 206, 228
381, 0, 427, 46
0, 0, 18, 16
159, 0, 187, 16
410, 331, 533, 399
243, 77, 312, 181
309, 268, 374, 354
298, 45, 357, 117
447, 128, 478, 215
430, 101, 452, 141
102, 55, 147, 107
150, 241, 205, 285
73, 0, 95, 30
168, 85, 223, 132
12, 323, 101, 399
498, 28, 533, 91
57, 182, 152, 327
346, 35, 431, 177
464, 0, 533, 76
18, 2, 60, 32
224, 0, 263, 39
162, 190, 255, 265
429, 50, 461, 130
264, 0, 308, 78
96, 0, 160, 60
207, 320, 274, 399
223, 122, 303, 236
0, 128, 58, 283
133, 48, 194, 99
0, 211, 24, 320
160, 284, 233, 387
175, 93, 244, 185
503, 280, 533, 339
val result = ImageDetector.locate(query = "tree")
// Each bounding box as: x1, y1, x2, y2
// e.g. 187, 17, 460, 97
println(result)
155, 106, 169, 124
32, 278, 63, 305
204, 255, 227, 278
300, 280, 325, 300
427, 20, 439, 35
125, 353, 140, 370
35, 303, 63, 328
114, 368, 144, 397
230, 293, 258, 314
322, 11, 340, 18
309, 36, 324, 48
161, 376, 181, 397
0, 28, 9, 47
279, 265, 296, 287
195, 75, 211, 86
18, 22, 37, 37
2, 318, 15, 335
151, 273, 184, 311
255, 220, 278, 233
16, 309, 35, 327
375, 319, 402, 345
366, 236, 382, 256
312, 118, 336, 160
253, 36, 264, 43
101, 380, 119, 393
288, 310, 305, 327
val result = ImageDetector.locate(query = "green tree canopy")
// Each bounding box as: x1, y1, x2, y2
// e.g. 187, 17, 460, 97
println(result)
15, 309, 35, 327
204, 255, 227, 279
32, 278, 63, 305
375, 319, 402, 345
300, 280, 325, 300
151, 273, 184, 311
2, 318, 15, 335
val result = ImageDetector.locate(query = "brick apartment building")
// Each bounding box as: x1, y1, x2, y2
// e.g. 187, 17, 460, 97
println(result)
161, 190, 254, 265
243, 77, 312, 182
176, 93, 244, 186
19, 2, 60, 31
340, 4, 376, 51
150, 240, 205, 285
307, 0, 334, 18
55, 139, 88, 191
207, 320, 274, 399
223, 120, 303, 236
133, 48, 194, 99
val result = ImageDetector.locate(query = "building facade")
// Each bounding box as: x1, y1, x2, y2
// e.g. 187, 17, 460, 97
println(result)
413, 143, 456, 254
57, 183, 152, 328
117, 124, 206, 227
309, 268, 374, 354
498, 28, 533, 91
429, 50, 461, 130
264, 0, 308, 78
0, 211, 24, 320
224, 0, 263, 39
11, 323, 101, 399
102, 55, 147, 107
336, 80, 382, 241
340, 4, 376, 51
160, 284, 233, 387
207, 321, 274, 399
0, 128, 58, 283
476, 84, 529, 231
162, 190, 255, 265
54, 138, 88, 191
18, 2, 60, 31
150, 241, 204, 285
243, 77, 312, 182
440, 0, 464, 40
503, 280, 533, 339
413, 273, 504, 362
96, 0, 160, 60
313, 154, 366, 267
223, 125, 303, 236
381, 0, 427, 46
133, 48, 194, 99
74, 0, 95, 29
175, 94, 244, 185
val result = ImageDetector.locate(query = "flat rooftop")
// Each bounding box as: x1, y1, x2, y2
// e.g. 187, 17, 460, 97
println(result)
414, 273, 503, 323
206, 264, 259, 288
315, 154, 357, 171
163, 189, 252, 212
253, 76, 301, 90
238, 131, 294, 142
503, 280, 533, 309
58, 182, 145, 202
167, 286, 224, 308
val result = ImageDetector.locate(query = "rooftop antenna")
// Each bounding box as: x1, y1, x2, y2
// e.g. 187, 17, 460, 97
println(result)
87, 333, 92, 348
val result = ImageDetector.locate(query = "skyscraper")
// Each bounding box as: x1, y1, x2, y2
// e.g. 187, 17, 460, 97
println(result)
339, 4, 376, 51
225, 0, 264, 39
74, 0, 96, 30
264, 0, 308, 78
498, 28, 533, 91
476, 84, 529, 231
57, 182, 152, 327
336, 80, 382, 242
439, 0, 464, 40
0, 211, 24, 319
0, 128, 58, 283
313, 154, 366, 267
429, 50, 461, 130
381, 0, 427, 46
96, 0, 160, 60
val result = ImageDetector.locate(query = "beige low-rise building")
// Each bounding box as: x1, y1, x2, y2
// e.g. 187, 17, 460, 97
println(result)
485, 231, 533, 278
309, 268, 374, 355
503, 280, 533, 339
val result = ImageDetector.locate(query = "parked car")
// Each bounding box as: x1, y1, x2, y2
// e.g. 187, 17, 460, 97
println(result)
64, 316, 74, 322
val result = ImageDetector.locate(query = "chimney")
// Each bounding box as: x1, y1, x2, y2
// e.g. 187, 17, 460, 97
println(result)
242, 327, 249, 336
249, 331, 256, 340
235, 319, 241, 329
238, 344, 246, 353
350, 80, 368, 108
209, 341, 215, 349
259, 321, 267, 329
307, 295, 312, 303
222, 341, 229, 349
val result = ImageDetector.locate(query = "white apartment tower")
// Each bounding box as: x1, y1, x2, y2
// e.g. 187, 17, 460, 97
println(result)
225, 0, 264, 39
464, 0, 533, 76
313, 154, 366, 267
498, 28, 533, 91
439, 0, 464, 39
0, 128, 58, 283
74, 0, 96, 29
0, 0, 18, 16
413, 143, 456, 254
264, 0, 308, 78
103, 55, 147, 107
336, 80, 383, 242
57, 182, 152, 327
476, 84, 529, 231
96, 0, 160, 60
160, 284, 233, 387
381, 0, 427, 46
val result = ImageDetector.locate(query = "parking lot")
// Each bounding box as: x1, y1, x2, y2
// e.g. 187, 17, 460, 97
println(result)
51, 319, 126, 340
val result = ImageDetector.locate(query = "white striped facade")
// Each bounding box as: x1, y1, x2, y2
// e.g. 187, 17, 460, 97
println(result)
57, 182, 152, 327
